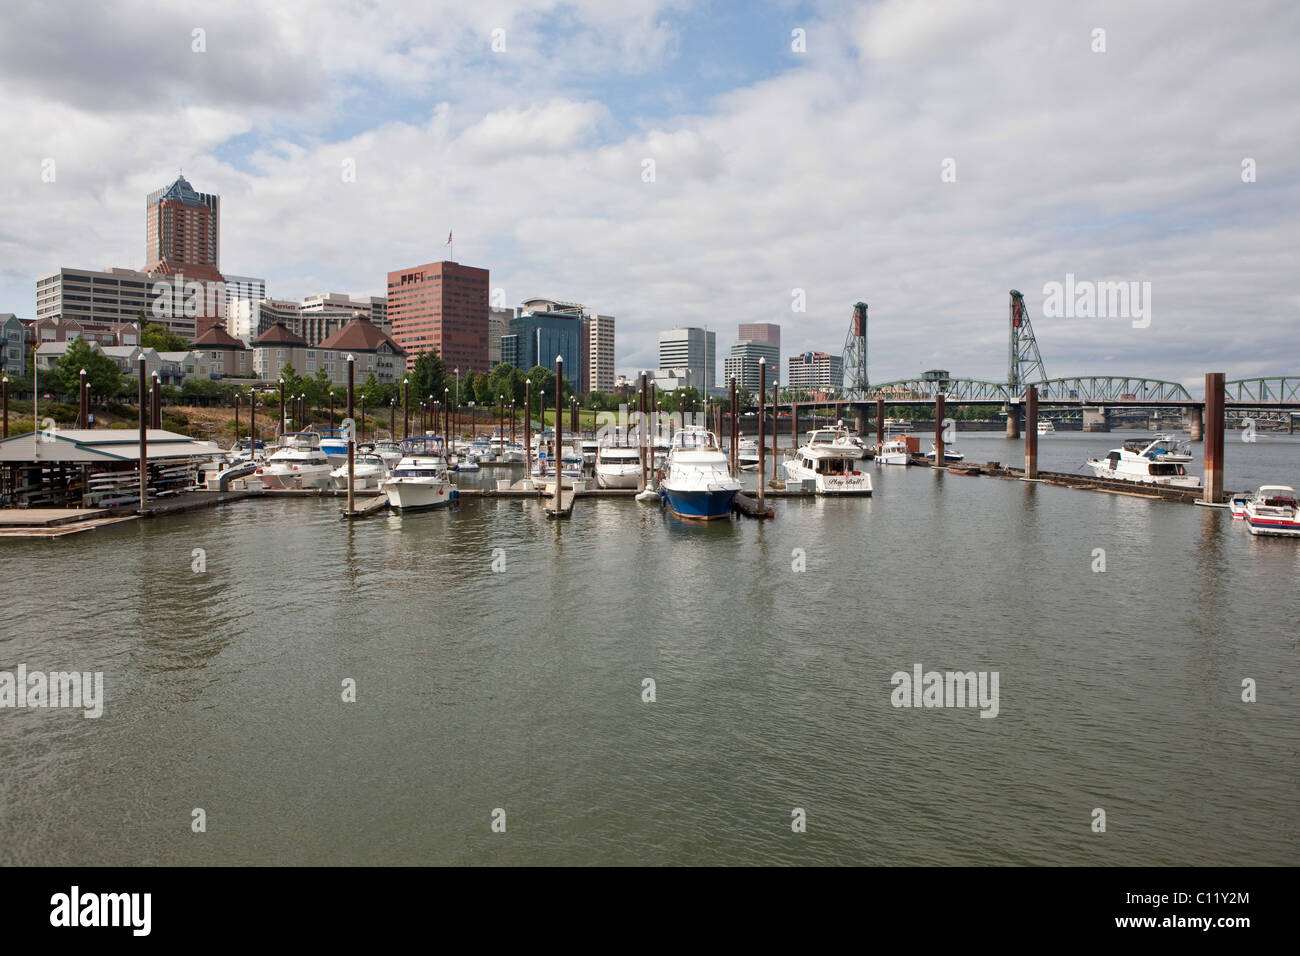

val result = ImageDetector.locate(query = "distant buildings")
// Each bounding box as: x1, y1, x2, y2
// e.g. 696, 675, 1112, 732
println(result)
788, 350, 843, 391
190, 325, 253, 379
488, 306, 514, 366
588, 313, 616, 393
501, 304, 584, 388
252, 317, 404, 387
737, 323, 780, 346
657, 327, 715, 392
725, 322, 780, 390
387, 260, 489, 374
1, 314, 26, 376
35, 266, 154, 328
224, 275, 265, 314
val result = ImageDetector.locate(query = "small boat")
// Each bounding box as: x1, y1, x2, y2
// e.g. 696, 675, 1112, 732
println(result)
783, 442, 872, 495
658, 426, 742, 520
595, 443, 642, 489
256, 432, 334, 489
370, 439, 405, 472
1243, 485, 1300, 536
531, 431, 583, 480
807, 422, 867, 458
925, 441, 965, 463
382, 438, 456, 511
947, 466, 981, 476
875, 438, 911, 466
1037, 420, 1056, 436
1085, 446, 1200, 488
1229, 491, 1253, 519
737, 439, 760, 471
488, 431, 525, 463
329, 453, 387, 490
576, 438, 599, 469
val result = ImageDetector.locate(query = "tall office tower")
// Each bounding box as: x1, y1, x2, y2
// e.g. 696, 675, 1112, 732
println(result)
145, 175, 223, 282
658, 327, 716, 392
387, 260, 489, 373
737, 323, 780, 348
588, 314, 616, 393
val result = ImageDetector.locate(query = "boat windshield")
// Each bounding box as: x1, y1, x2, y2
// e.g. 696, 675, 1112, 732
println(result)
671, 429, 719, 450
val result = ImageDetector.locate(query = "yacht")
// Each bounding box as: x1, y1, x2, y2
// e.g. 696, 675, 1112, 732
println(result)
783, 441, 873, 495
329, 452, 388, 490
577, 438, 599, 469
595, 444, 643, 489
1243, 486, 1300, 537
489, 431, 525, 463
382, 438, 456, 511
737, 438, 760, 471
875, 438, 911, 466
370, 439, 405, 473
1121, 434, 1193, 464
658, 426, 742, 520
1037, 420, 1057, 436
256, 432, 334, 489
652, 435, 672, 470
807, 422, 868, 458
531, 431, 583, 480
1085, 446, 1200, 487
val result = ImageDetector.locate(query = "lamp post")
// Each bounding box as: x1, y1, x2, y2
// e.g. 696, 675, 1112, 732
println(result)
346, 355, 355, 513
2, 376, 8, 439
524, 379, 532, 476
389, 397, 396, 436
402, 377, 409, 439
510, 399, 516, 444
443, 387, 450, 450
278, 378, 285, 436
151, 372, 161, 430
329, 389, 334, 430
360, 394, 366, 442
78, 368, 87, 428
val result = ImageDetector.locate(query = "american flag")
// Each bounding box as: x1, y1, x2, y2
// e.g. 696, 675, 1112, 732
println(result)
446, 230, 453, 245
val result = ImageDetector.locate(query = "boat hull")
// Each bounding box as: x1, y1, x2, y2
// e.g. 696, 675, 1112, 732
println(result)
384, 480, 456, 511
1245, 516, 1300, 536
660, 487, 738, 520
595, 466, 640, 489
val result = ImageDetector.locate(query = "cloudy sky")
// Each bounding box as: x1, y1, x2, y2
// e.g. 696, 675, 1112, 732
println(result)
1, 0, 1296, 388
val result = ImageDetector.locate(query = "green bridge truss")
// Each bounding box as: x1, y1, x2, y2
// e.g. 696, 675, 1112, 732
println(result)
862, 376, 1298, 405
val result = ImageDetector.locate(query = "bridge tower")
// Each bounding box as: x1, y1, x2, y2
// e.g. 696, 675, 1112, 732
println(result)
842, 301, 869, 398
1008, 290, 1047, 396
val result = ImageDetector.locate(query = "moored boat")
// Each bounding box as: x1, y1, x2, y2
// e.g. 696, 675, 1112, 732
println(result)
329, 452, 388, 490
658, 426, 742, 519
874, 438, 911, 466
382, 438, 456, 511
1243, 485, 1299, 536
595, 443, 642, 489
256, 432, 333, 489
783, 442, 873, 495
1085, 445, 1200, 488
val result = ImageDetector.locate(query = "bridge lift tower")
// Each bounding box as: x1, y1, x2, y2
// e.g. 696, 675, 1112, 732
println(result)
842, 301, 869, 398
1008, 289, 1047, 396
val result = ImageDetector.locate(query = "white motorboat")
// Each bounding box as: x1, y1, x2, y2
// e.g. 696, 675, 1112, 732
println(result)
807, 422, 868, 458
595, 443, 642, 489
330, 452, 388, 490
658, 426, 742, 520
1243, 485, 1300, 536
256, 432, 334, 489
317, 428, 349, 465
925, 442, 967, 465
382, 438, 456, 511
1037, 420, 1057, 436
577, 438, 599, 468
737, 439, 760, 471
1086, 445, 1200, 487
783, 443, 873, 495
370, 439, 405, 472
875, 438, 911, 466
488, 431, 525, 463
531, 431, 583, 479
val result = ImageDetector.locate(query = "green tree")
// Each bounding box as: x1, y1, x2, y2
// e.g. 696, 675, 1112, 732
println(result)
408, 350, 446, 407
54, 336, 121, 403
140, 322, 190, 353
462, 371, 477, 407
277, 363, 303, 398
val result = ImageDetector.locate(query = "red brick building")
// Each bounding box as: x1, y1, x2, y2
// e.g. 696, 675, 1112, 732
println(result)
386, 260, 489, 374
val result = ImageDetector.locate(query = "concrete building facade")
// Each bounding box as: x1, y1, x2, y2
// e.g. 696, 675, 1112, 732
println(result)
788, 350, 843, 391
658, 327, 716, 393
387, 260, 489, 374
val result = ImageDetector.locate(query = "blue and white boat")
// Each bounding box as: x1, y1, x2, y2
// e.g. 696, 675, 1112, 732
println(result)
658, 426, 742, 520
317, 427, 349, 465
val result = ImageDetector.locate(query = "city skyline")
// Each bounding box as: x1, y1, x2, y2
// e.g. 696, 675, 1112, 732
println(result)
2, 1, 1297, 389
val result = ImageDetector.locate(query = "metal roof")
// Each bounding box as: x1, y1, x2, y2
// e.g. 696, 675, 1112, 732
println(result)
0, 428, 218, 464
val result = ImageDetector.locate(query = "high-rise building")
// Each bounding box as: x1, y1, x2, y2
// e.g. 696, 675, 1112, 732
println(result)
737, 323, 780, 347
658, 327, 716, 392
225, 275, 266, 312
35, 267, 153, 327
588, 314, 615, 393
488, 307, 514, 366
145, 175, 223, 283
788, 351, 843, 391
387, 260, 489, 373
227, 298, 301, 346
724, 341, 780, 390
502, 309, 584, 385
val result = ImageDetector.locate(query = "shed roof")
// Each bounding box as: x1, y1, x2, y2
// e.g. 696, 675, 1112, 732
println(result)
0, 428, 217, 463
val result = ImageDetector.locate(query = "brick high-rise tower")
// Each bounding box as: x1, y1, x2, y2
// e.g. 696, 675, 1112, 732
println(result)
145, 175, 223, 283
387, 260, 489, 373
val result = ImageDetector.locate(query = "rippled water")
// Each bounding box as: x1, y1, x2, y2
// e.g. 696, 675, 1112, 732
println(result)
1, 431, 1297, 865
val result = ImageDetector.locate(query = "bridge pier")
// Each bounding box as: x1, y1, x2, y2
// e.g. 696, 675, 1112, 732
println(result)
854, 405, 867, 440
1083, 407, 1111, 432
876, 398, 885, 451
1187, 405, 1203, 442
1004, 403, 1020, 439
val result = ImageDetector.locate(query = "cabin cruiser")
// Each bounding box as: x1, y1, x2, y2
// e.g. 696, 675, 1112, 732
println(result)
329, 452, 388, 490
1243, 486, 1299, 536
370, 439, 405, 473
256, 432, 334, 489
381, 438, 456, 511
783, 442, 873, 495
1122, 434, 1192, 464
576, 438, 599, 469
875, 438, 911, 466
1085, 446, 1200, 487
488, 431, 525, 463
595, 443, 642, 489
807, 422, 869, 458
737, 439, 760, 471
1037, 420, 1057, 436
658, 426, 742, 520
652, 435, 671, 470
531, 431, 583, 480
228, 437, 267, 464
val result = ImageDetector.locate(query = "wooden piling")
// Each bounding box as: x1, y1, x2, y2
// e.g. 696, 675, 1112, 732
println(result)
1025, 385, 1039, 479
934, 393, 946, 466
772, 371, 779, 485
524, 380, 532, 477
876, 397, 885, 452
346, 355, 356, 516
2, 376, 8, 439
151, 374, 161, 429
403, 378, 410, 439
639, 374, 648, 492
137, 355, 147, 512
554, 356, 564, 513
729, 375, 737, 477
758, 362, 766, 510
279, 379, 286, 436
1203, 372, 1225, 504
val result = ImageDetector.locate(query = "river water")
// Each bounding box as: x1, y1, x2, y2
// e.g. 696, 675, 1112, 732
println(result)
1, 431, 1296, 864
